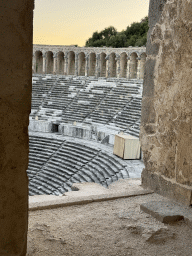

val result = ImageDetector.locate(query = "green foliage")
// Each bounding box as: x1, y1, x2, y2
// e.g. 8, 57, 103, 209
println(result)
85, 17, 148, 48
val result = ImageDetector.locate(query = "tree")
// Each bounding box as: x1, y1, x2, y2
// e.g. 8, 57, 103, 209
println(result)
85, 17, 148, 48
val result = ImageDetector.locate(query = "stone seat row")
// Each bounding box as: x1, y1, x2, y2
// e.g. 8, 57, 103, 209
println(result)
111, 97, 142, 131
28, 135, 130, 196
31, 76, 141, 113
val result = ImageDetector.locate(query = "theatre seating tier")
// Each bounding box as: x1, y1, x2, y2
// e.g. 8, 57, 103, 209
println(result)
31, 76, 56, 109
110, 97, 142, 133
28, 136, 129, 196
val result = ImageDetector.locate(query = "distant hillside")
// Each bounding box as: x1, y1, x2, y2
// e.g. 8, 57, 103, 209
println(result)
85, 17, 148, 48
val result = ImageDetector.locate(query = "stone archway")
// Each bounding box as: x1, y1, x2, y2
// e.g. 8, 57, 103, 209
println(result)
35, 51, 43, 74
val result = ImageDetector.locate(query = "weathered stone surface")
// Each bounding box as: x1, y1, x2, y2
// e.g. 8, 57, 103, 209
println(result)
0, 0, 34, 255
140, 201, 184, 223
142, 168, 192, 206
140, 199, 192, 227
140, 0, 192, 205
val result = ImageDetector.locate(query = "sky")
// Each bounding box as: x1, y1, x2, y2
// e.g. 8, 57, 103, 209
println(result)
33, 0, 150, 47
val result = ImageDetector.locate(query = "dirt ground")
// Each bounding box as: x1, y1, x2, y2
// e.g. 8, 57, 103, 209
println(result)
27, 193, 192, 256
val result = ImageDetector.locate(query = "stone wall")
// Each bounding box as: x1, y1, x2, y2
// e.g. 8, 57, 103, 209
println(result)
0, 0, 34, 255
141, 0, 192, 206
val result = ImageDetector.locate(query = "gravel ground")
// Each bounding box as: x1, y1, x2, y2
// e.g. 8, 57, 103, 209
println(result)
27, 193, 192, 256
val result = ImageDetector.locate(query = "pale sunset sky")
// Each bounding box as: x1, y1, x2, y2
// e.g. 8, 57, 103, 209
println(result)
33, 0, 150, 47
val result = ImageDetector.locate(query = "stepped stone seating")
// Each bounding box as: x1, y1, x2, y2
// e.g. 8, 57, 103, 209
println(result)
43, 77, 84, 110
28, 139, 100, 195
125, 119, 141, 138
27, 136, 63, 183
30, 75, 142, 139
88, 84, 138, 124
27, 135, 130, 196
32, 77, 84, 121
31, 75, 56, 110
61, 80, 115, 123
110, 97, 142, 131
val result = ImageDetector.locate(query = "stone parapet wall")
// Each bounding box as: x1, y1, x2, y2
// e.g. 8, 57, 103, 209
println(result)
140, 0, 192, 206
33, 44, 147, 79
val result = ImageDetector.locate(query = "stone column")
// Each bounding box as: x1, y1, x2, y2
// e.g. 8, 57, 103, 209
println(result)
32, 53, 36, 73
95, 53, 100, 78
137, 57, 141, 79
53, 53, 57, 74
75, 52, 79, 76
105, 55, 109, 78
115, 54, 120, 78
0, 0, 34, 255
126, 56, 131, 79
85, 54, 89, 77
64, 52, 68, 75
42, 52, 46, 74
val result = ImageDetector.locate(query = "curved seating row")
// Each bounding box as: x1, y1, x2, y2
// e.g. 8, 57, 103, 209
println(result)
27, 136, 129, 196
111, 97, 142, 130
32, 76, 56, 109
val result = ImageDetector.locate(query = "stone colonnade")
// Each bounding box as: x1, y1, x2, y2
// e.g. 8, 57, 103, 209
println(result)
33, 45, 147, 79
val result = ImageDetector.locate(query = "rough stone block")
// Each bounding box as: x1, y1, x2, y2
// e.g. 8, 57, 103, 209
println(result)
141, 200, 192, 227
140, 201, 184, 223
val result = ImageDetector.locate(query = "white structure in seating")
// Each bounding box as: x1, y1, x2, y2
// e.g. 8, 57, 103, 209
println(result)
33, 45, 147, 79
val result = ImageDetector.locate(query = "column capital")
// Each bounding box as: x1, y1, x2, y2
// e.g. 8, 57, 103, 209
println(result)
105, 55, 109, 61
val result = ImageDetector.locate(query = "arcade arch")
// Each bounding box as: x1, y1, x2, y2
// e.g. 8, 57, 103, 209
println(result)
35, 51, 43, 74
